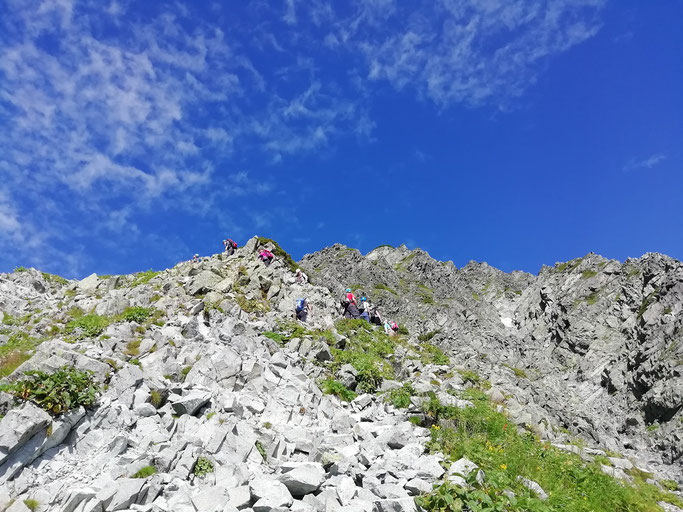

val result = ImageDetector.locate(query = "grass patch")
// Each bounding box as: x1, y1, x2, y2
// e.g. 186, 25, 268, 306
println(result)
418, 329, 441, 342
502, 363, 528, 379
331, 319, 396, 392
581, 270, 598, 279
150, 389, 164, 408
374, 283, 398, 296
124, 340, 141, 356
65, 314, 110, 339
458, 369, 483, 386
23, 499, 39, 512
263, 320, 335, 346
236, 294, 271, 314
130, 270, 160, 287
420, 391, 683, 512
132, 465, 157, 478
41, 272, 69, 285
0, 366, 99, 415
0, 331, 41, 377
420, 343, 450, 366
321, 378, 357, 402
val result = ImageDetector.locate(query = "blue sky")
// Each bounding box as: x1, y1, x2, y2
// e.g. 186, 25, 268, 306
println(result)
1, 0, 681, 278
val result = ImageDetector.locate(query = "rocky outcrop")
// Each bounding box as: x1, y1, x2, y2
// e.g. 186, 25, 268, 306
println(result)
301, 245, 683, 470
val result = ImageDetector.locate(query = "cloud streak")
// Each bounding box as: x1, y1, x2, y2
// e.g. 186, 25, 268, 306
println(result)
623, 153, 667, 172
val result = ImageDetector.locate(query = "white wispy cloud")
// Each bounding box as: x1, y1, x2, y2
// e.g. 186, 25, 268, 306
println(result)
331, 0, 606, 108
623, 153, 667, 172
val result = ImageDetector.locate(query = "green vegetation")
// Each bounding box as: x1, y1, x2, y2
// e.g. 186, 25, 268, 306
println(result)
418, 329, 442, 342
206, 411, 216, 420
458, 369, 483, 386
418, 389, 683, 512
236, 294, 271, 314
123, 340, 141, 357
130, 270, 160, 287
0, 331, 41, 377
193, 457, 214, 477
394, 253, 416, 271
581, 270, 598, 279
14, 266, 28, 272
2, 313, 17, 325
150, 389, 164, 408
385, 383, 415, 409
661, 480, 679, 492
41, 272, 69, 285
23, 499, 39, 512
374, 283, 398, 295
585, 292, 599, 305
556, 258, 582, 272
132, 465, 157, 478
65, 314, 110, 339
420, 343, 450, 366
502, 363, 528, 379
256, 237, 300, 272
119, 306, 154, 323
263, 320, 335, 346
181, 365, 193, 380
0, 366, 99, 415
331, 319, 396, 392
321, 378, 357, 402
255, 440, 268, 461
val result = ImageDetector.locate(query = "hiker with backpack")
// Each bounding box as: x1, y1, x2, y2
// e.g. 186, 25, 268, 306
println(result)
192, 254, 199, 263
341, 289, 360, 319
223, 238, 238, 256
295, 268, 309, 284
390, 321, 399, 336
359, 296, 370, 322
259, 249, 274, 266
295, 298, 312, 322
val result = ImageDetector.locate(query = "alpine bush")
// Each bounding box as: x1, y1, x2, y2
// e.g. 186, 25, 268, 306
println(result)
1, 366, 99, 415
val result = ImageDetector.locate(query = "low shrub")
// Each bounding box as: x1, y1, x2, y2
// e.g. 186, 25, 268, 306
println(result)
1, 366, 99, 415
386, 383, 414, 409
119, 306, 154, 323
321, 378, 357, 402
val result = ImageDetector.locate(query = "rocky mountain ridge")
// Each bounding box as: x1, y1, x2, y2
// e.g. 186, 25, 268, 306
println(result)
302, 245, 683, 465
0, 237, 680, 512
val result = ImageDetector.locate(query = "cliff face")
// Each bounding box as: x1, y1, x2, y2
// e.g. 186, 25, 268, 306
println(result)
301, 245, 683, 465
0, 238, 680, 511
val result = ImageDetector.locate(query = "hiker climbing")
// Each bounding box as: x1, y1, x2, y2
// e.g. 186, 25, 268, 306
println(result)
370, 307, 382, 326
341, 288, 360, 319
192, 254, 199, 263
359, 295, 370, 322
259, 249, 274, 266
295, 268, 309, 284
223, 238, 238, 256
390, 320, 399, 336
295, 297, 312, 323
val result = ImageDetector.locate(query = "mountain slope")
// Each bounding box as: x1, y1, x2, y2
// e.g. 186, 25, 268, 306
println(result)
0, 237, 680, 511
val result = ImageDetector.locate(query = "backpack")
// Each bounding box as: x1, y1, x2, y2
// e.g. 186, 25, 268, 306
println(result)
391, 322, 399, 331
340, 294, 350, 307
229, 239, 237, 248
296, 298, 306, 312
